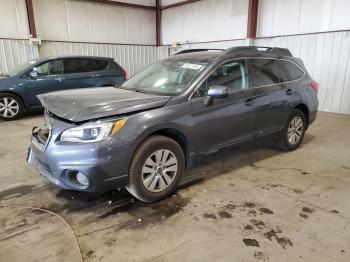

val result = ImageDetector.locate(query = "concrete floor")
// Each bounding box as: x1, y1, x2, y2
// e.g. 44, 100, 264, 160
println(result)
0, 112, 350, 262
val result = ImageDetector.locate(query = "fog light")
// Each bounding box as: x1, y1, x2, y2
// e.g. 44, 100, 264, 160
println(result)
76, 172, 89, 187
67, 170, 89, 189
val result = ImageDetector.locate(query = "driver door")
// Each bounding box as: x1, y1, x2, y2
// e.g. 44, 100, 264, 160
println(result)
24, 61, 63, 106
190, 59, 257, 153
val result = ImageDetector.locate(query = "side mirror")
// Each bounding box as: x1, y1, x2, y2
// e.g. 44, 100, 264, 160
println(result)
208, 85, 229, 98
29, 69, 38, 79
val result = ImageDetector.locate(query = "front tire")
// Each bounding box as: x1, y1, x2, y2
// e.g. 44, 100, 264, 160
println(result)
126, 135, 185, 202
277, 109, 306, 151
0, 93, 24, 121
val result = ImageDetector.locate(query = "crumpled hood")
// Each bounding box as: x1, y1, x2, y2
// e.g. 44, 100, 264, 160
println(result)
38, 87, 171, 122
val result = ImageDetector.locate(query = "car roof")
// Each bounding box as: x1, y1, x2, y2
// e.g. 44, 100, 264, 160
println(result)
43, 55, 112, 61
166, 51, 223, 63
168, 46, 294, 63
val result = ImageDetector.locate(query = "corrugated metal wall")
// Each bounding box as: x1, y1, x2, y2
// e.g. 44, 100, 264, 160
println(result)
0, 0, 349, 115
0, 0, 38, 75
0, 39, 39, 75
2, 33, 350, 115
254, 31, 350, 115
161, 0, 248, 45
115, 0, 155, 6
0, 0, 161, 77
170, 31, 350, 115
33, 0, 156, 45
39, 41, 168, 77
0, 0, 29, 39
257, 0, 350, 37
161, 0, 183, 5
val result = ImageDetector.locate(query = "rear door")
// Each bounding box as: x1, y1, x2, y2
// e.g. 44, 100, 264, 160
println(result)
247, 58, 296, 136
191, 59, 256, 153
91, 59, 118, 86
92, 59, 110, 82
60, 58, 97, 90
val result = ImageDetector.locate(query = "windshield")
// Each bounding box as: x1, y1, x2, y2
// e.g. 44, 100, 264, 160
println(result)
121, 60, 207, 96
6, 59, 40, 77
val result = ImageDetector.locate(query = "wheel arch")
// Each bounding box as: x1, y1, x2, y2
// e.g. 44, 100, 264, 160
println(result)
0, 91, 27, 108
294, 103, 309, 128
132, 127, 190, 168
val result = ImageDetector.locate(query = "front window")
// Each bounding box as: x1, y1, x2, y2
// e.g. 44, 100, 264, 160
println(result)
30, 60, 63, 77
194, 60, 248, 98
34, 62, 50, 77
121, 60, 207, 96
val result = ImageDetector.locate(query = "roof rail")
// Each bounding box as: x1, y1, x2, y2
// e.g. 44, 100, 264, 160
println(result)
174, 49, 224, 55
223, 46, 293, 57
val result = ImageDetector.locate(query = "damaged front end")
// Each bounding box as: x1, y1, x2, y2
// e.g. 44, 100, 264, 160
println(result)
27, 110, 131, 192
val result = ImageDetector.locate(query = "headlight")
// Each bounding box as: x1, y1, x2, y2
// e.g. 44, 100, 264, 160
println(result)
60, 118, 127, 143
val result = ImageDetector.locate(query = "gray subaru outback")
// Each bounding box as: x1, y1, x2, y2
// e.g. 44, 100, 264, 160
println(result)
27, 46, 319, 202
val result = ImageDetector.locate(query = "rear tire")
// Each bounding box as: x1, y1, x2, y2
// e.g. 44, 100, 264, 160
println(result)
277, 109, 306, 151
126, 135, 185, 202
0, 93, 24, 121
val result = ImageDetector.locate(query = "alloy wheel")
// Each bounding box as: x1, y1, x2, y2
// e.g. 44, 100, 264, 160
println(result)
287, 116, 304, 145
0, 97, 19, 118
141, 149, 178, 193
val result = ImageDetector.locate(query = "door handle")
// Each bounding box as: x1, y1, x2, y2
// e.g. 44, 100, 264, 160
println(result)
55, 77, 64, 82
244, 98, 256, 106
285, 89, 293, 95
91, 74, 101, 78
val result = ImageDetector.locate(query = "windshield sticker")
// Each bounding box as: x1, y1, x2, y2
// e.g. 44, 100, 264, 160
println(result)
181, 63, 204, 70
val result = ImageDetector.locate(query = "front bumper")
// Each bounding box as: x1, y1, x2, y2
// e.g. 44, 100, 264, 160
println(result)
27, 116, 131, 192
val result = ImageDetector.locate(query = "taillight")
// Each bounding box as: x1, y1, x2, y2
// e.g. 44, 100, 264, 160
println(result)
121, 70, 127, 78
311, 80, 319, 92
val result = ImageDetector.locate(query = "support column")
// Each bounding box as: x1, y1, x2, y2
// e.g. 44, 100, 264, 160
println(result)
26, 0, 37, 38
247, 0, 259, 43
156, 0, 161, 46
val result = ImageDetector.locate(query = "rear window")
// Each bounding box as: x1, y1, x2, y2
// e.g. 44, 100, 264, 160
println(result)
249, 58, 289, 87
94, 59, 109, 71
64, 58, 94, 74
280, 60, 304, 80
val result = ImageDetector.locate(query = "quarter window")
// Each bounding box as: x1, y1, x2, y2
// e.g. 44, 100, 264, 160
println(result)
249, 59, 288, 87
280, 60, 304, 80
94, 59, 109, 71
194, 60, 248, 98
